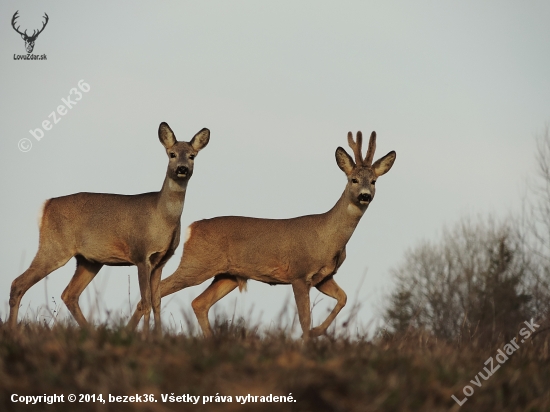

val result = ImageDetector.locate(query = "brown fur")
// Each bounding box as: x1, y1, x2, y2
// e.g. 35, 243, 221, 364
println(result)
130, 130, 397, 340
8, 123, 210, 335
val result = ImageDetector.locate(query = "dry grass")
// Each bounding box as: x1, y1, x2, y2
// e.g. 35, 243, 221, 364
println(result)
1, 317, 550, 412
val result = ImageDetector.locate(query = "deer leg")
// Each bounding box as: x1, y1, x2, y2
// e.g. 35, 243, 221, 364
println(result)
127, 301, 147, 331
61, 257, 103, 327
310, 276, 347, 338
127, 265, 216, 330
8, 248, 72, 328
150, 264, 165, 336
292, 280, 312, 340
192, 275, 239, 338
137, 262, 153, 335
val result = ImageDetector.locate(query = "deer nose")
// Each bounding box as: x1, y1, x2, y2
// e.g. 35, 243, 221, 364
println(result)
358, 193, 372, 203
176, 166, 189, 176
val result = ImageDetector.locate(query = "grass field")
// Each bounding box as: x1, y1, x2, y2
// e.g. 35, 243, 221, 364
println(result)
1, 315, 549, 412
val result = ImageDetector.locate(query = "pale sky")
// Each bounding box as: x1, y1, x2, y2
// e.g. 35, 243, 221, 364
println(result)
1, 1, 549, 334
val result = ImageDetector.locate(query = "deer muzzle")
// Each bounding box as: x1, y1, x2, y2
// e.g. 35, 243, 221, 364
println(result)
357, 193, 372, 203
176, 166, 189, 177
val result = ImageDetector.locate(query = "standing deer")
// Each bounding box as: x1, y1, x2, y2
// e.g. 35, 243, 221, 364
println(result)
8, 123, 210, 334
129, 130, 395, 339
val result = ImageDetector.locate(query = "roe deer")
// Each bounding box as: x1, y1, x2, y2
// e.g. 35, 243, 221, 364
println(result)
129, 130, 395, 338
8, 123, 210, 334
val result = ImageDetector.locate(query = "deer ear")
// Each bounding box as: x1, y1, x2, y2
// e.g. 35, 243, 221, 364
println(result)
190, 128, 210, 152
158, 122, 177, 149
335, 147, 355, 176
372, 151, 396, 177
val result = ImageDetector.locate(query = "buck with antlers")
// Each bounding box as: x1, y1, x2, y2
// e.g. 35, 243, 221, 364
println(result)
8, 123, 210, 334
11, 11, 49, 53
129, 130, 395, 339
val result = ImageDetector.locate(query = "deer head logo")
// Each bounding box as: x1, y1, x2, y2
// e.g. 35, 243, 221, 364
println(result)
11, 11, 49, 54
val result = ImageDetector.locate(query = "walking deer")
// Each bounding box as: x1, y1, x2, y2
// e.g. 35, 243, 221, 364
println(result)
129, 130, 395, 338
8, 123, 210, 334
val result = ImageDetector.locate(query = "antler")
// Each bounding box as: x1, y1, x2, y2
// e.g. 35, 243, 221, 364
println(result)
347, 131, 364, 166
11, 11, 26, 37
364, 131, 376, 166
11, 12, 49, 40
30, 13, 49, 39
36, 12, 50, 36
346, 130, 377, 166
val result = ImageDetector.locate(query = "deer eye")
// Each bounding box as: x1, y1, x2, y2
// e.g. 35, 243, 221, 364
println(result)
371, 180, 376, 185
189, 154, 196, 160
170, 153, 176, 158
351, 178, 359, 184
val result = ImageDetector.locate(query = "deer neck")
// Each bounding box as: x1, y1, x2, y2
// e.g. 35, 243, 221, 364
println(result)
157, 176, 187, 222
320, 190, 366, 248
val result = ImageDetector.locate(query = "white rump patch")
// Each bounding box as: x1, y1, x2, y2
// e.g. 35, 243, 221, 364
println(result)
184, 226, 192, 243
37, 199, 50, 229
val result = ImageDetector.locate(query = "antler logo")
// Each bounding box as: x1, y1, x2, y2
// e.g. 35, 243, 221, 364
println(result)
11, 11, 49, 54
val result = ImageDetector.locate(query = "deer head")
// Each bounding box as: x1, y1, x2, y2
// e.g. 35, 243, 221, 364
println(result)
12, 11, 49, 54
158, 123, 210, 184
336, 131, 396, 210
